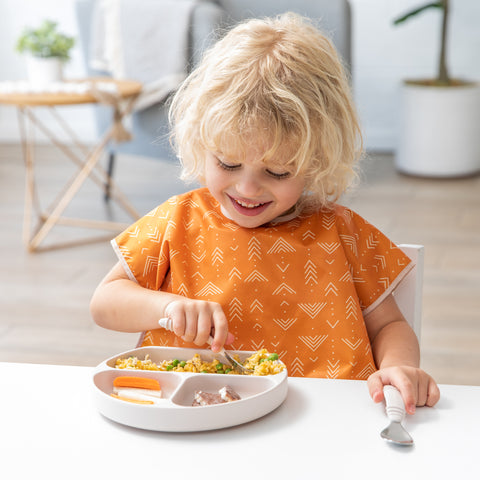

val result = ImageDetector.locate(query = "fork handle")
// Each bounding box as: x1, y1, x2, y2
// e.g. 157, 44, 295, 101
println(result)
158, 317, 173, 331
383, 385, 406, 423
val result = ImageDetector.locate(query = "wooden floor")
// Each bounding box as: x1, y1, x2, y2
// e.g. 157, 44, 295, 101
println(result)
1, 143, 479, 386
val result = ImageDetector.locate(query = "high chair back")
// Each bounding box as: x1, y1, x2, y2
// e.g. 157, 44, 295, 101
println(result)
395, 244, 425, 341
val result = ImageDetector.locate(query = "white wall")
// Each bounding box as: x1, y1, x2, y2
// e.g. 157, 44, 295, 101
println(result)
0, 0, 97, 143
351, 0, 480, 151
0, 0, 479, 151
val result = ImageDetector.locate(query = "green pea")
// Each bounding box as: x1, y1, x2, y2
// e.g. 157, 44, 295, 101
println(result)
216, 363, 224, 370
259, 358, 266, 363
179, 361, 186, 368
201, 369, 208, 373
172, 359, 180, 367
267, 353, 279, 361
166, 365, 174, 371
225, 368, 232, 374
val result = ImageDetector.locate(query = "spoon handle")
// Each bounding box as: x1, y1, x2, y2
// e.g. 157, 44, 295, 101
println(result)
383, 385, 406, 423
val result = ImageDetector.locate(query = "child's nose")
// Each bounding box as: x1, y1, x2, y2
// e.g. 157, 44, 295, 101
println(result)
236, 172, 263, 197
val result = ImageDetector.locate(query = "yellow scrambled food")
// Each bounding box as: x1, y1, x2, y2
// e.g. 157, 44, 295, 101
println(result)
114, 349, 285, 376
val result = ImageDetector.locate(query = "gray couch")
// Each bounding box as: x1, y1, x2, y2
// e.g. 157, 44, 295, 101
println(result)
76, 0, 351, 169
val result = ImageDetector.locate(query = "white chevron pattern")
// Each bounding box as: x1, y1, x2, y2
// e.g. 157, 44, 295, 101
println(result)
146, 227, 162, 243
325, 282, 339, 296
228, 267, 242, 281
143, 256, 158, 277
211, 246, 224, 265
356, 364, 376, 380
366, 233, 379, 249
304, 259, 318, 285
267, 237, 296, 254
245, 270, 268, 282
345, 296, 358, 319
229, 297, 243, 317
176, 283, 189, 296
340, 234, 358, 256
191, 251, 206, 263
326, 359, 340, 378
290, 357, 304, 376
302, 230, 316, 241
322, 214, 335, 230
128, 226, 140, 238
196, 282, 223, 296
250, 299, 264, 313
248, 237, 262, 261
272, 283, 296, 295
341, 338, 363, 350
317, 242, 340, 255
273, 317, 297, 331
298, 302, 327, 318
298, 335, 328, 351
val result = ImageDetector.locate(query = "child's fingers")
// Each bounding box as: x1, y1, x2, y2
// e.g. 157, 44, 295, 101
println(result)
416, 376, 429, 407
162, 299, 231, 352
426, 378, 441, 407
368, 368, 416, 414
225, 332, 235, 345
367, 372, 385, 403
163, 300, 186, 337
193, 310, 214, 346
210, 308, 230, 352
386, 373, 417, 415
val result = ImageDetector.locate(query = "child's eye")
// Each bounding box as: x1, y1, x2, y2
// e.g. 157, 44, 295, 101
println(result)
266, 169, 291, 179
217, 158, 241, 171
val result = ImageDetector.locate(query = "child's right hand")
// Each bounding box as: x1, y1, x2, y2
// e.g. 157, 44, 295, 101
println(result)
162, 299, 234, 353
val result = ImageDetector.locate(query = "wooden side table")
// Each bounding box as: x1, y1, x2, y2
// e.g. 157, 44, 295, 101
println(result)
0, 78, 142, 252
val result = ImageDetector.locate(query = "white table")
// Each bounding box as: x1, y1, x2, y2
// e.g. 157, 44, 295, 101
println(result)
1, 362, 478, 479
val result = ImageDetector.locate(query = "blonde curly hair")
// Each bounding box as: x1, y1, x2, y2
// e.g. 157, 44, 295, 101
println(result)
169, 12, 363, 212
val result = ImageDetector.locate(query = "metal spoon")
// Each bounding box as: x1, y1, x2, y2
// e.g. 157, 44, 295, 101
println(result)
158, 317, 253, 374
380, 385, 414, 446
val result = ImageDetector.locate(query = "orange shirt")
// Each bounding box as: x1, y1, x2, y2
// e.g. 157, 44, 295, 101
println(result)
113, 188, 412, 379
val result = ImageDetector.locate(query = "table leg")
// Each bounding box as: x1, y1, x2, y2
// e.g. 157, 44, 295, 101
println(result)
17, 106, 141, 252
17, 108, 38, 249
24, 107, 140, 222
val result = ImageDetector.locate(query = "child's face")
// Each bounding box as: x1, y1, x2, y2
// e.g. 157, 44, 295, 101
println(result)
204, 142, 305, 228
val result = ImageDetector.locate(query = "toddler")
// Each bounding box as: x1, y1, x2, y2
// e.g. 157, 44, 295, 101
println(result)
90, 13, 439, 413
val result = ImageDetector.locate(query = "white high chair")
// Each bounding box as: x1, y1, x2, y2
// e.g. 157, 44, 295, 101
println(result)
395, 244, 425, 341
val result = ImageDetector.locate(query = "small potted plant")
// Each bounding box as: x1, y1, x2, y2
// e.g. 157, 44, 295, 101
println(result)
393, 0, 480, 177
16, 19, 75, 85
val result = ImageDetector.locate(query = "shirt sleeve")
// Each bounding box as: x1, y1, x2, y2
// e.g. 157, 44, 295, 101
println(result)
111, 201, 173, 290
335, 206, 413, 315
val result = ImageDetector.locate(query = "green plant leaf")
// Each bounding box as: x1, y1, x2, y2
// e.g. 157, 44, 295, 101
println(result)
15, 19, 75, 61
393, 2, 443, 26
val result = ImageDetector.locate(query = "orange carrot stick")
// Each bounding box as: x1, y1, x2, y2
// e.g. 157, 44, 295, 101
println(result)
110, 393, 154, 405
113, 376, 161, 390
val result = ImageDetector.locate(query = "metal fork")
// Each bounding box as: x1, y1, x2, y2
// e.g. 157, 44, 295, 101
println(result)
158, 317, 253, 374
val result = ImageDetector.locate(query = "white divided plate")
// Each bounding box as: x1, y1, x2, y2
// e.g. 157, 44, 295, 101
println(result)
93, 346, 288, 432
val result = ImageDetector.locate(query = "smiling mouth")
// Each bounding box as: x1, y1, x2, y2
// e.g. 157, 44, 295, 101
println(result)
235, 199, 264, 209
228, 195, 272, 216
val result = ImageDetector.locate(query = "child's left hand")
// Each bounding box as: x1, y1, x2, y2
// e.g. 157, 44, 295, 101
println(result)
367, 366, 440, 415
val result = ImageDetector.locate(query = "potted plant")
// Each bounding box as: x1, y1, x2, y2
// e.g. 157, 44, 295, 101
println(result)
16, 19, 75, 85
393, 0, 480, 177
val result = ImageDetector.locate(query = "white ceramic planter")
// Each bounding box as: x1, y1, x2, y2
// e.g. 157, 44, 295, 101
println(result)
26, 56, 64, 86
395, 81, 480, 177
